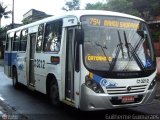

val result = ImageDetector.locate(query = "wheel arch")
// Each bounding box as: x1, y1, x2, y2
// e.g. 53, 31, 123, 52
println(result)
12, 65, 17, 77
46, 73, 58, 95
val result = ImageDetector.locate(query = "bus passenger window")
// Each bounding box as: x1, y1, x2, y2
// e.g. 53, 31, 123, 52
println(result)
36, 24, 44, 52
13, 31, 20, 51
5, 34, 9, 51
43, 20, 62, 52
19, 29, 28, 51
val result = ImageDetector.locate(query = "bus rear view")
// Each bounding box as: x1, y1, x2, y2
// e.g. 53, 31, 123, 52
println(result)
80, 15, 156, 110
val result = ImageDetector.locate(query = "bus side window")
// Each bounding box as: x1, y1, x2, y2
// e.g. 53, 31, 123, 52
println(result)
36, 24, 44, 52
13, 31, 20, 51
19, 29, 28, 51
43, 20, 62, 52
5, 34, 9, 51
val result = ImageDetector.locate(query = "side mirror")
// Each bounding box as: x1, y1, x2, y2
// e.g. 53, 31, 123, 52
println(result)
75, 29, 82, 44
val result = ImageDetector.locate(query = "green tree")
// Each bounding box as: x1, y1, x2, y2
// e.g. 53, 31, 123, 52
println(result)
0, 27, 6, 59
62, 0, 80, 11
132, 0, 160, 19
85, 0, 160, 20
150, 0, 160, 17
85, 2, 107, 10
106, 0, 139, 16
86, 0, 140, 17
0, 2, 11, 28
22, 18, 33, 25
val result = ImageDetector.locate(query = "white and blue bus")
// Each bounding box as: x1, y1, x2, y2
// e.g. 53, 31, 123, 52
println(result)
4, 10, 157, 111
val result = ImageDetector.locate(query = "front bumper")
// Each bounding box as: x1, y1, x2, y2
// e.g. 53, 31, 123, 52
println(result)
80, 83, 156, 111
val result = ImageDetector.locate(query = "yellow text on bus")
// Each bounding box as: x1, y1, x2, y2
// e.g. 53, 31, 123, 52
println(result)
104, 20, 140, 29
86, 55, 113, 62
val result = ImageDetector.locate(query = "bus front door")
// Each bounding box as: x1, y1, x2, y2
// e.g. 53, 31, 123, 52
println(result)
65, 28, 76, 101
27, 33, 36, 87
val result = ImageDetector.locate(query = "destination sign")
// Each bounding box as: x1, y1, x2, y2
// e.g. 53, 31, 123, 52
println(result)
82, 16, 141, 29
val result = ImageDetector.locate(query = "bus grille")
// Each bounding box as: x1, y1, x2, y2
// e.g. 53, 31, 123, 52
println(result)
106, 85, 147, 95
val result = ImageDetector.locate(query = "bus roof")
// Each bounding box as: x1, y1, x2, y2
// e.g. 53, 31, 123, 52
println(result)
67, 10, 144, 21
7, 10, 144, 33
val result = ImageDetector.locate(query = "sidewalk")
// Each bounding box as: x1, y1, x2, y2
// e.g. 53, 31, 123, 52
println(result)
0, 99, 28, 120
0, 99, 15, 120
0, 106, 5, 115
0, 62, 28, 120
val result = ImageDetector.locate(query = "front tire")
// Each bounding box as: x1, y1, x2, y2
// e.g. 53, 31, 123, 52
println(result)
12, 68, 19, 89
49, 82, 60, 107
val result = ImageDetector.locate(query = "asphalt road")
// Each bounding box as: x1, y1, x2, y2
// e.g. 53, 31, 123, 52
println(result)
0, 66, 160, 120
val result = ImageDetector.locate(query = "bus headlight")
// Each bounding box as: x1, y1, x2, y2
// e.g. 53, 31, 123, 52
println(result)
85, 76, 104, 93
148, 77, 157, 90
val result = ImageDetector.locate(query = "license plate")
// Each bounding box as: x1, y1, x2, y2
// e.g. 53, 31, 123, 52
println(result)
122, 96, 134, 103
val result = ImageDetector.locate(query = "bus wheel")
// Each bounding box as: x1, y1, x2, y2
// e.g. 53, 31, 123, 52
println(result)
49, 82, 60, 107
12, 68, 19, 89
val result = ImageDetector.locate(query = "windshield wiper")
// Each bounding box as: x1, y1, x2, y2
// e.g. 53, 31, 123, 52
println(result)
124, 31, 131, 59
123, 31, 146, 70
109, 31, 124, 71
109, 44, 121, 71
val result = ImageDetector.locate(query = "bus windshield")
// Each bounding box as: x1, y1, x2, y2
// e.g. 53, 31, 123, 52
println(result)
81, 15, 156, 72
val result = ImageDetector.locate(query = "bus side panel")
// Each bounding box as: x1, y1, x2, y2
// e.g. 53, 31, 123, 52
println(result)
34, 53, 61, 94
4, 52, 12, 77
34, 53, 47, 94
16, 52, 27, 86
34, 53, 49, 94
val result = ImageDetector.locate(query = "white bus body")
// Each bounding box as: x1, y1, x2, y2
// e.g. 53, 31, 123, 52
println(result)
4, 10, 157, 111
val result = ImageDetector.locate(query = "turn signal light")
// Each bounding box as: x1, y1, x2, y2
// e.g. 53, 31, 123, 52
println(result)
85, 75, 104, 93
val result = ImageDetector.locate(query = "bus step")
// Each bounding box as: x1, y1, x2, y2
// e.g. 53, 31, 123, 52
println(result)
28, 85, 35, 91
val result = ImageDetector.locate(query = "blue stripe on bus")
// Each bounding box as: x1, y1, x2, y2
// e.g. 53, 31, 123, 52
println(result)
93, 74, 118, 87
4, 52, 18, 66
93, 74, 102, 83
